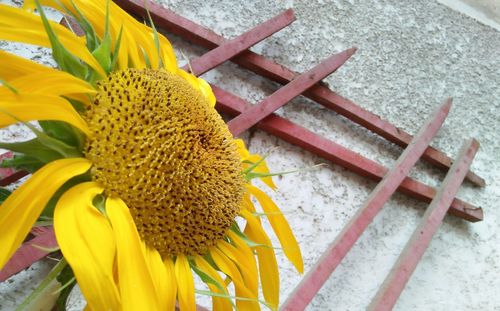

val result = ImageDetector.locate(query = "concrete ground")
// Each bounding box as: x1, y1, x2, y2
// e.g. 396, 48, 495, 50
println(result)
1, 0, 499, 310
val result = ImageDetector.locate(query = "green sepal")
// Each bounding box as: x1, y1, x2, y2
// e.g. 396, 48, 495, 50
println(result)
0, 110, 83, 161
230, 223, 276, 249
91, 0, 113, 73
35, 1, 88, 79
0, 78, 19, 94
195, 290, 274, 310
53, 263, 76, 311
63, 1, 100, 51
92, 193, 106, 214
145, 6, 163, 69
109, 26, 123, 72
38, 120, 85, 150
0, 188, 12, 203
0, 154, 45, 173
242, 154, 269, 176
25, 122, 83, 159
244, 165, 324, 183
190, 262, 237, 309
0, 139, 64, 163
40, 172, 91, 219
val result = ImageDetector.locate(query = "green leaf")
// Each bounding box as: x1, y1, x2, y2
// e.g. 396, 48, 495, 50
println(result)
0, 154, 44, 173
0, 139, 64, 163
15, 258, 67, 311
0, 188, 12, 203
35, 1, 88, 79
54, 261, 76, 311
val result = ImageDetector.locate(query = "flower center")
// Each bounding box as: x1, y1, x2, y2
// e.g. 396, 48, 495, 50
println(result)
84, 68, 245, 256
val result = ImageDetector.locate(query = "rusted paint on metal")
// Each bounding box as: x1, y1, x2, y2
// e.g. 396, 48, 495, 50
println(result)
180, 9, 295, 76
280, 99, 452, 311
227, 48, 357, 136
114, 0, 484, 187
213, 87, 482, 222
0, 227, 57, 282
368, 139, 480, 311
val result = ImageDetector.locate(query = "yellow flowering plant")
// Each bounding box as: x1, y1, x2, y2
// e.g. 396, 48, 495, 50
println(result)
0, 0, 303, 310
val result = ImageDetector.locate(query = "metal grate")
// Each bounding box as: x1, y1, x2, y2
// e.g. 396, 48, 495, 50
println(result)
0, 1, 484, 310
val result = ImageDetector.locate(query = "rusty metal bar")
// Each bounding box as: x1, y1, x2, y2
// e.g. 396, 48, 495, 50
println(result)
213, 86, 482, 222
227, 48, 356, 136
367, 138, 480, 311
180, 9, 295, 76
0, 227, 57, 282
114, 0, 485, 187
280, 100, 452, 310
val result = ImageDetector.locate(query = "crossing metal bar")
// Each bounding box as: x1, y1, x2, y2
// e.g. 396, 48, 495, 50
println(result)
181, 9, 295, 76
114, 0, 485, 187
214, 87, 482, 222
281, 100, 452, 310
368, 138, 480, 311
227, 48, 356, 136
0, 227, 57, 282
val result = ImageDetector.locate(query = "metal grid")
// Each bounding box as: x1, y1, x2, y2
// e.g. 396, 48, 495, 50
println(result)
0, 1, 484, 310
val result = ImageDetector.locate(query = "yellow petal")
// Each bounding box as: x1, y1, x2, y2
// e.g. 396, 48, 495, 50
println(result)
32, 0, 176, 71
196, 77, 216, 107
0, 93, 91, 136
211, 247, 260, 311
247, 185, 303, 273
234, 139, 251, 159
226, 230, 259, 285
217, 240, 259, 296
54, 182, 120, 310
194, 255, 232, 311
175, 254, 196, 311
164, 257, 178, 311
144, 246, 170, 311
106, 196, 160, 311
0, 50, 52, 80
0, 158, 91, 269
6, 71, 96, 97
0, 4, 105, 77
241, 209, 280, 309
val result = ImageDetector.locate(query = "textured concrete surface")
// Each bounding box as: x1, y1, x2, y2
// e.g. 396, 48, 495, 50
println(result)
438, 0, 500, 30
1, 0, 500, 310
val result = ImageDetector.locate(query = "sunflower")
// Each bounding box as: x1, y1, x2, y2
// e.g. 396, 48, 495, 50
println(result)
0, 1, 303, 310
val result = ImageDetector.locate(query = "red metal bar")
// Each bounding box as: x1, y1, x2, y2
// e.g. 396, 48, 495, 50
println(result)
213, 86, 482, 222
180, 9, 295, 76
114, 0, 485, 187
227, 48, 356, 136
0, 152, 15, 180
281, 100, 452, 310
0, 227, 57, 282
368, 139, 480, 311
